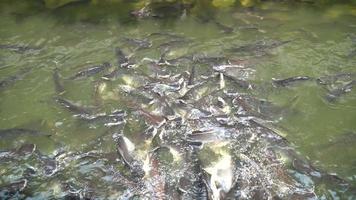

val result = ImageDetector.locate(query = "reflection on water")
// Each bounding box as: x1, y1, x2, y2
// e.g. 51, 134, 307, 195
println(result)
0, 1, 356, 199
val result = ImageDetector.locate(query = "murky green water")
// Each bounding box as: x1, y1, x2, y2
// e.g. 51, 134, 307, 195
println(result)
1, 1, 356, 199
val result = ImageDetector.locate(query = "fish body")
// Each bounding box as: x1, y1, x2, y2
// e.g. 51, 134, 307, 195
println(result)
69, 62, 111, 80
0, 44, 40, 53
214, 21, 234, 34
158, 39, 190, 51
0, 68, 32, 90
79, 110, 126, 127
115, 48, 136, 68
54, 97, 94, 115
53, 68, 65, 94
179, 147, 211, 200
229, 40, 291, 55
114, 134, 144, 180
272, 76, 311, 87
316, 73, 354, 85
194, 56, 229, 66
0, 128, 50, 139
124, 38, 152, 50
325, 80, 355, 102
0, 179, 27, 198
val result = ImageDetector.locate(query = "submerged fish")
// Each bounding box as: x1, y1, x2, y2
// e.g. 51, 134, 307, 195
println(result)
115, 47, 129, 66
229, 40, 291, 56
79, 110, 126, 127
194, 55, 229, 66
114, 47, 136, 69
0, 128, 50, 139
147, 32, 185, 40
316, 73, 355, 85
158, 39, 190, 51
69, 62, 111, 80
54, 97, 94, 115
0, 44, 40, 53
113, 133, 145, 180
0, 179, 27, 198
0, 144, 37, 162
179, 147, 212, 200
188, 65, 196, 86
123, 38, 152, 50
272, 76, 311, 87
0, 68, 32, 90
53, 68, 65, 95
325, 80, 355, 102
214, 21, 234, 34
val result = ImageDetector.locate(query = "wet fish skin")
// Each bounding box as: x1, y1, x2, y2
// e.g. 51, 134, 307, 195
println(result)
114, 134, 145, 180
115, 47, 129, 66
325, 80, 355, 102
179, 147, 211, 200
0, 44, 40, 53
147, 32, 185, 40
0, 179, 28, 197
0, 128, 50, 139
0, 67, 32, 90
115, 48, 136, 68
214, 21, 234, 34
53, 68, 65, 94
54, 97, 94, 115
188, 65, 196, 86
223, 73, 252, 89
79, 110, 126, 127
158, 39, 191, 51
69, 62, 111, 80
0, 144, 37, 162
194, 55, 229, 66
229, 40, 291, 55
123, 38, 152, 50
316, 73, 354, 85
273, 76, 311, 87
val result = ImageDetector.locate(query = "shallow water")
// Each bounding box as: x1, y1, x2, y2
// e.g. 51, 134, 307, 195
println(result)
1, 1, 356, 199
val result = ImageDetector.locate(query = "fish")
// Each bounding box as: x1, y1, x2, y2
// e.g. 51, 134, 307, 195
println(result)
138, 108, 167, 127
123, 38, 152, 50
147, 32, 185, 40
115, 47, 129, 66
54, 97, 94, 115
79, 110, 126, 127
0, 67, 32, 90
0, 44, 40, 53
229, 40, 291, 56
223, 73, 252, 89
68, 62, 111, 80
0, 179, 28, 198
316, 73, 355, 85
145, 146, 171, 199
194, 55, 229, 66
115, 47, 136, 69
272, 76, 311, 87
39, 155, 58, 176
179, 146, 212, 200
204, 151, 233, 200
164, 55, 194, 67
323, 131, 356, 148
158, 39, 191, 51
214, 21, 234, 34
113, 133, 145, 180
0, 144, 37, 162
0, 128, 51, 139
53, 68, 65, 95
325, 80, 355, 102
188, 65, 196, 86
